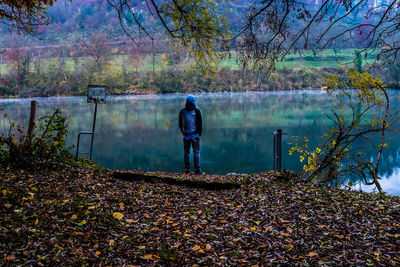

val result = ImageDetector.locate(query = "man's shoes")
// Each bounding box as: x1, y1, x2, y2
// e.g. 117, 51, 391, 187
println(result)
185, 169, 191, 174
194, 170, 204, 175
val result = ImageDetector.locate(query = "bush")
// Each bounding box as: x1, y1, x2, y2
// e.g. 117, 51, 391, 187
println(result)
0, 86, 15, 96
154, 70, 183, 93
0, 108, 73, 169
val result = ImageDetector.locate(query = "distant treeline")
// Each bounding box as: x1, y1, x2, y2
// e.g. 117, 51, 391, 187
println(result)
1, 60, 399, 98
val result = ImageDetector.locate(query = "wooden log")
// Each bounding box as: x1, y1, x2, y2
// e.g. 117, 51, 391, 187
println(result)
113, 171, 240, 190
27, 100, 38, 141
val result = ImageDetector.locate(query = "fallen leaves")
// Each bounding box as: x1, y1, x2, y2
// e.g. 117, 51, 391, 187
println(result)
143, 254, 158, 260
112, 212, 124, 220
0, 167, 399, 266
280, 231, 291, 237
308, 252, 317, 257
191, 245, 201, 251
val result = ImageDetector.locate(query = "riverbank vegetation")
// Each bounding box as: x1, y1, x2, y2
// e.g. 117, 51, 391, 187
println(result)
1, 48, 400, 97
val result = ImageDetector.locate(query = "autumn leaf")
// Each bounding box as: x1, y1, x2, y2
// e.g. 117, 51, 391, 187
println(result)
192, 245, 201, 251
5, 255, 15, 261
144, 254, 158, 260
308, 252, 317, 257
113, 212, 124, 220
95, 251, 101, 256
280, 232, 290, 237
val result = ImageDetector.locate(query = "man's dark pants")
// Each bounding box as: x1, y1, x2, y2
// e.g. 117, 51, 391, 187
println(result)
183, 138, 200, 172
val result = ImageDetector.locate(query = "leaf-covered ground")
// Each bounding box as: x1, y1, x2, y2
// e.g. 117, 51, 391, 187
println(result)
1, 166, 399, 265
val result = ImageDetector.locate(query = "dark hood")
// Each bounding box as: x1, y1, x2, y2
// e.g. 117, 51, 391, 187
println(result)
185, 95, 196, 110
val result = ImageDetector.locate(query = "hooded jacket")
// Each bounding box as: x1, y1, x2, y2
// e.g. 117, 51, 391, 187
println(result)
179, 95, 202, 140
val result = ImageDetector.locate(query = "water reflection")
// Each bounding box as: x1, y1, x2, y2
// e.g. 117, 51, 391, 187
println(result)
351, 168, 400, 196
1, 91, 399, 195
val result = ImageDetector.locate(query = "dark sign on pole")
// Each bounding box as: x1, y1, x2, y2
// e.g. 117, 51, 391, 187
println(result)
76, 85, 107, 160
87, 85, 107, 103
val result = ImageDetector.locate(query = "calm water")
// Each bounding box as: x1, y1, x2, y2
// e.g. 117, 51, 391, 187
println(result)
1, 91, 399, 195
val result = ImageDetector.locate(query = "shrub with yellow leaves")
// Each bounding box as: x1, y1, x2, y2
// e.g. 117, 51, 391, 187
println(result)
289, 70, 397, 193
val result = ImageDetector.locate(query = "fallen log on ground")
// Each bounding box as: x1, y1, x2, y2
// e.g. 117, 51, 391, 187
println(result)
113, 171, 241, 190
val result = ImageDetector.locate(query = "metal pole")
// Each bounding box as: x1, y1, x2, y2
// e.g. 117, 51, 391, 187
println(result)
277, 129, 282, 170
273, 131, 277, 170
75, 133, 81, 160
273, 129, 282, 170
89, 103, 98, 160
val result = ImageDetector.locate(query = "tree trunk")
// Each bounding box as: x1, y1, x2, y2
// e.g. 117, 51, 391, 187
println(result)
27, 100, 38, 142
152, 52, 155, 74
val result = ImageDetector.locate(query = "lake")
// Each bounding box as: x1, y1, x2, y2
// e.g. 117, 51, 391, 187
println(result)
1, 91, 399, 195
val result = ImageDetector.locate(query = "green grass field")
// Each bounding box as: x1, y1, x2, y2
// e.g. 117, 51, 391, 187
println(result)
0, 48, 371, 75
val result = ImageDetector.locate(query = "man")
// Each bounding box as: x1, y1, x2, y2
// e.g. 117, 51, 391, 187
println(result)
179, 95, 203, 174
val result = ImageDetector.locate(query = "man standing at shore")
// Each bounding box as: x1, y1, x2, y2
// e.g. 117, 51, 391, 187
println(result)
179, 95, 203, 174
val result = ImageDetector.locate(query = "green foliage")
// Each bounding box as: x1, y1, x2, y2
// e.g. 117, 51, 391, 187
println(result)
0, 108, 73, 169
289, 70, 395, 193
154, 70, 184, 93
159, 0, 230, 75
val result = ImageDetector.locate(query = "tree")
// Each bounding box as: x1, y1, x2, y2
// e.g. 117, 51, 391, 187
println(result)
105, 0, 230, 73
290, 70, 397, 193
126, 44, 145, 73
0, 0, 71, 33
4, 32, 28, 88
236, 0, 400, 67
81, 34, 111, 72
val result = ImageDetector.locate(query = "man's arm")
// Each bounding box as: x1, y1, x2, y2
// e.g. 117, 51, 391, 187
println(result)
179, 109, 184, 134
196, 109, 202, 136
